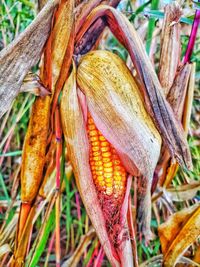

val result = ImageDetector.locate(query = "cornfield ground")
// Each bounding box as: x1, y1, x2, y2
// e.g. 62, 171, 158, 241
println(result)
0, 0, 200, 266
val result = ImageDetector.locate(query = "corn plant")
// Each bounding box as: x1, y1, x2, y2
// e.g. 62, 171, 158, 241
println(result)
0, 0, 199, 266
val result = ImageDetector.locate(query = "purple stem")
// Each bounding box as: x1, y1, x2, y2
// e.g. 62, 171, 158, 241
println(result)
183, 4, 200, 64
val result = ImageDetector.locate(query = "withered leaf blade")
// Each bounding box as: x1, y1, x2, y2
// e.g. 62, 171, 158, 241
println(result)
183, 63, 196, 135
167, 63, 191, 120
61, 228, 96, 267
164, 180, 200, 202
51, 0, 74, 92
158, 204, 200, 267
0, 0, 59, 119
75, 0, 103, 35
139, 255, 200, 267
20, 72, 50, 97
159, 2, 182, 96
75, 5, 192, 171
74, 0, 121, 55
60, 63, 121, 267
156, 64, 191, 188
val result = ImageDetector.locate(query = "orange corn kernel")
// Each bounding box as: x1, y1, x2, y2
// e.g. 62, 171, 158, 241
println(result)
87, 114, 127, 199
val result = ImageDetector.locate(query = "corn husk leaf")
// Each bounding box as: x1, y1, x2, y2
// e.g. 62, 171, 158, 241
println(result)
61, 63, 124, 267
75, 5, 192, 170
77, 50, 161, 239
0, 0, 59, 119
164, 181, 200, 201
75, 0, 121, 55
159, 3, 182, 96
158, 204, 200, 267
77, 50, 161, 179
75, 0, 103, 34
167, 64, 191, 120
156, 64, 191, 188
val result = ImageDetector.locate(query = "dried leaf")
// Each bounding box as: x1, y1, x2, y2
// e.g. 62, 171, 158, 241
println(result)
158, 204, 200, 267
20, 72, 50, 96
21, 96, 50, 203
159, 3, 182, 96
167, 64, 191, 120
61, 228, 96, 267
11, 207, 36, 267
140, 254, 200, 267
61, 63, 121, 267
193, 245, 200, 265
0, 244, 11, 258
0, 0, 59, 119
75, 5, 192, 170
75, 0, 103, 34
164, 181, 200, 201
183, 63, 196, 135
156, 63, 192, 188
74, 0, 121, 55
51, 0, 74, 93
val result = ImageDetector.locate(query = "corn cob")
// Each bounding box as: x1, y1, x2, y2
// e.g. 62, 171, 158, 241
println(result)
87, 114, 127, 199
87, 114, 128, 247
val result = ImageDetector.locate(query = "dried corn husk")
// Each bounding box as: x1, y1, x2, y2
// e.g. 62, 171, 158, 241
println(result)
159, 3, 182, 96
0, 0, 59, 118
75, 5, 192, 171
61, 63, 123, 267
158, 204, 200, 267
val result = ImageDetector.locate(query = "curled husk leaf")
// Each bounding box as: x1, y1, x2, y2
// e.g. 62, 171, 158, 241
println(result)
75, 5, 192, 170
61, 63, 126, 267
158, 204, 200, 267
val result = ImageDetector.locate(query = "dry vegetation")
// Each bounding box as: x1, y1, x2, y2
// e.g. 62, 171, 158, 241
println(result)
0, 0, 199, 266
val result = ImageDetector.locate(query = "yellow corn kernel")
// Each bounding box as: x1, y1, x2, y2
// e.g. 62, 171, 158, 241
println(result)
101, 141, 109, 147
104, 167, 113, 173
90, 136, 99, 142
94, 161, 103, 166
92, 146, 100, 152
89, 130, 98, 137
102, 152, 112, 158
92, 141, 100, 146
95, 166, 103, 171
104, 173, 112, 178
102, 158, 110, 163
101, 147, 110, 152
99, 136, 106, 141
103, 162, 113, 167
97, 175, 104, 181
